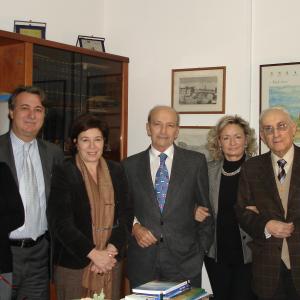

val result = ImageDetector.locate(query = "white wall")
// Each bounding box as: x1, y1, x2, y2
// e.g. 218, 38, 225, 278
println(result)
251, 0, 300, 135
104, 0, 253, 155
0, 0, 105, 45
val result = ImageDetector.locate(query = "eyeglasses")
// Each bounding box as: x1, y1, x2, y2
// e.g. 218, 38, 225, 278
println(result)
261, 122, 289, 135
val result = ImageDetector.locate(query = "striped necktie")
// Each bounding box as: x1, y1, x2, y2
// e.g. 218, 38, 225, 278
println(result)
277, 159, 287, 184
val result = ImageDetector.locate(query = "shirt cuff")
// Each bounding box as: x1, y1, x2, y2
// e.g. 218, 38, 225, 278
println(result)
133, 216, 140, 226
264, 227, 271, 239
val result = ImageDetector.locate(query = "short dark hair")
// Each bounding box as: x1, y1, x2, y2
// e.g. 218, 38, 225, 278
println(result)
70, 113, 108, 155
9, 86, 46, 110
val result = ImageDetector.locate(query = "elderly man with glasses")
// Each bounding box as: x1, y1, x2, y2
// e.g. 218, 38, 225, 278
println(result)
236, 107, 300, 300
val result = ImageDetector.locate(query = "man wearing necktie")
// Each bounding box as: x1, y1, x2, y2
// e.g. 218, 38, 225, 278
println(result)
123, 105, 214, 288
236, 107, 300, 300
0, 86, 64, 299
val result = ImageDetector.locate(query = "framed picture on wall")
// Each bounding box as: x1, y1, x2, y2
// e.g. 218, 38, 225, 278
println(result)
14, 20, 46, 39
172, 66, 226, 114
260, 62, 300, 153
175, 126, 212, 160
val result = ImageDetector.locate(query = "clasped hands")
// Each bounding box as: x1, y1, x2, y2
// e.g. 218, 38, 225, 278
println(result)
87, 243, 118, 274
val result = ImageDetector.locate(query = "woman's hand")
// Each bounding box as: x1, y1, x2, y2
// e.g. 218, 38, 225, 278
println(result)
194, 206, 210, 222
87, 248, 116, 274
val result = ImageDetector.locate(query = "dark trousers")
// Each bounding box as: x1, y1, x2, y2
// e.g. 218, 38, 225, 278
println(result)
130, 241, 202, 289
11, 237, 49, 300
205, 256, 257, 300
258, 261, 300, 300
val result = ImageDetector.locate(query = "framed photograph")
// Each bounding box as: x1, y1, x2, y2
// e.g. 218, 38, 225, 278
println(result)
76, 35, 105, 52
14, 20, 46, 39
260, 62, 300, 153
172, 66, 226, 114
175, 126, 212, 160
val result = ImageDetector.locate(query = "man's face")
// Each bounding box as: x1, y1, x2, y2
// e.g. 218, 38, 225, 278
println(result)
260, 110, 296, 157
146, 108, 179, 152
9, 92, 45, 142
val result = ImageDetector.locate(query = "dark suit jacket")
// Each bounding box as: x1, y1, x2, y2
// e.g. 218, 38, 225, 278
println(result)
122, 145, 214, 287
0, 132, 64, 200
47, 158, 133, 269
0, 162, 24, 273
236, 145, 300, 298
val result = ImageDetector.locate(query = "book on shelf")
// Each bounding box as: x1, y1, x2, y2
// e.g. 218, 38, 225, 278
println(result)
125, 294, 160, 300
166, 287, 209, 300
132, 280, 190, 296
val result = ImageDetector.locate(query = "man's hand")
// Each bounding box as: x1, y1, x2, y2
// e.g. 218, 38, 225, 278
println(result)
132, 223, 157, 248
194, 206, 211, 222
265, 220, 294, 238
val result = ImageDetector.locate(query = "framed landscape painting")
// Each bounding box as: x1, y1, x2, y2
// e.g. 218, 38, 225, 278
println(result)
260, 62, 300, 153
172, 66, 226, 114
175, 126, 212, 160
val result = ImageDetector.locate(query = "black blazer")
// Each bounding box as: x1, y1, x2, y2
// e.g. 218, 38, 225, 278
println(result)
47, 158, 133, 269
0, 162, 24, 273
123, 145, 214, 286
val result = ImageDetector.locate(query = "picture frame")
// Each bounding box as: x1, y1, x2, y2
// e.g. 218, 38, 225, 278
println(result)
175, 126, 213, 160
76, 35, 105, 52
260, 62, 300, 153
14, 20, 46, 39
172, 66, 226, 114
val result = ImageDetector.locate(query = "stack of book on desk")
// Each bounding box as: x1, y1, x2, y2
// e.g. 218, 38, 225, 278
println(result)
125, 280, 210, 300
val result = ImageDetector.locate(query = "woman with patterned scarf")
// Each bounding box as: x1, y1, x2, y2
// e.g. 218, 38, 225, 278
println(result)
47, 113, 133, 300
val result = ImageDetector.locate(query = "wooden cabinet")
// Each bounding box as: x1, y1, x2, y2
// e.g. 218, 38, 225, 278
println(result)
0, 29, 129, 160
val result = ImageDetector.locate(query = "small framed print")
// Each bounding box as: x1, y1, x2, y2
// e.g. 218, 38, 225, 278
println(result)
172, 66, 226, 114
175, 126, 212, 160
14, 20, 46, 39
76, 35, 105, 52
260, 62, 300, 153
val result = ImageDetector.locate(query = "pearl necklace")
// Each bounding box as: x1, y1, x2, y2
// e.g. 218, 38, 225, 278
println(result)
221, 166, 241, 177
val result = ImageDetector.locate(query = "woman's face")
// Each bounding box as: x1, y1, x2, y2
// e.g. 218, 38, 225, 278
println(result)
218, 124, 247, 161
75, 128, 104, 164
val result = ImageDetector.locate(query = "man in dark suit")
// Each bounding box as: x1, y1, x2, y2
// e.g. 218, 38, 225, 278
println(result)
0, 86, 64, 300
123, 105, 214, 288
236, 107, 300, 300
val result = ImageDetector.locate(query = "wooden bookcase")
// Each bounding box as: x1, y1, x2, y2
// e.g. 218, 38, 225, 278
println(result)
0, 29, 129, 160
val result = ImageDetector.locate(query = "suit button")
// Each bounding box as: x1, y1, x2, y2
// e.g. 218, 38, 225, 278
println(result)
160, 220, 164, 226
242, 236, 246, 240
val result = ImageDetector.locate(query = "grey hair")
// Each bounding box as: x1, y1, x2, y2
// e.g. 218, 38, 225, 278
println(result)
259, 106, 293, 129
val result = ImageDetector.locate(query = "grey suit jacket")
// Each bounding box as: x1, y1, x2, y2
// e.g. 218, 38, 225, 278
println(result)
123, 145, 214, 287
207, 159, 252, 263
236, 145, 300, 298
0, 132, 64, 200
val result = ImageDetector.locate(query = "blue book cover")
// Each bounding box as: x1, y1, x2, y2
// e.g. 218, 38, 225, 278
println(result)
132, 280, 190, 295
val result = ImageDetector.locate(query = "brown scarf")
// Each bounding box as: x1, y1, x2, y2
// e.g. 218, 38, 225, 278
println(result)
76, 154, 115, 298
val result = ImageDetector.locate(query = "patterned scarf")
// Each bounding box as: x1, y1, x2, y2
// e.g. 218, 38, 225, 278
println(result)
76, 154, 115, 298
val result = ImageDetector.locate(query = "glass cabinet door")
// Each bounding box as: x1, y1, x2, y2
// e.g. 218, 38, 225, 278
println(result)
33, 45, 123, 160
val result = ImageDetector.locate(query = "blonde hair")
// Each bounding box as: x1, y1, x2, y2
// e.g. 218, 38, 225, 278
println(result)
207, 115, 257, 160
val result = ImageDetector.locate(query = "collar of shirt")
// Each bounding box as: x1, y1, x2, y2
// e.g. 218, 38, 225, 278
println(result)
271, 144, 294, 175
10, 131, 37, 178
149, 145, 174, 185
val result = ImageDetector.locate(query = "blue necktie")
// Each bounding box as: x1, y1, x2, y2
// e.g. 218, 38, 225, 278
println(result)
155, 153, 169, 212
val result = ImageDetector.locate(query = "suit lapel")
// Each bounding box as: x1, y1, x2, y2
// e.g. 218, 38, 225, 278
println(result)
137, 149, 159, 211
0, 133, 18, 185
258, 152, 285, 216
287, 146, 300, 216
163, 146, 188, 213
37, 139, 51, 198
